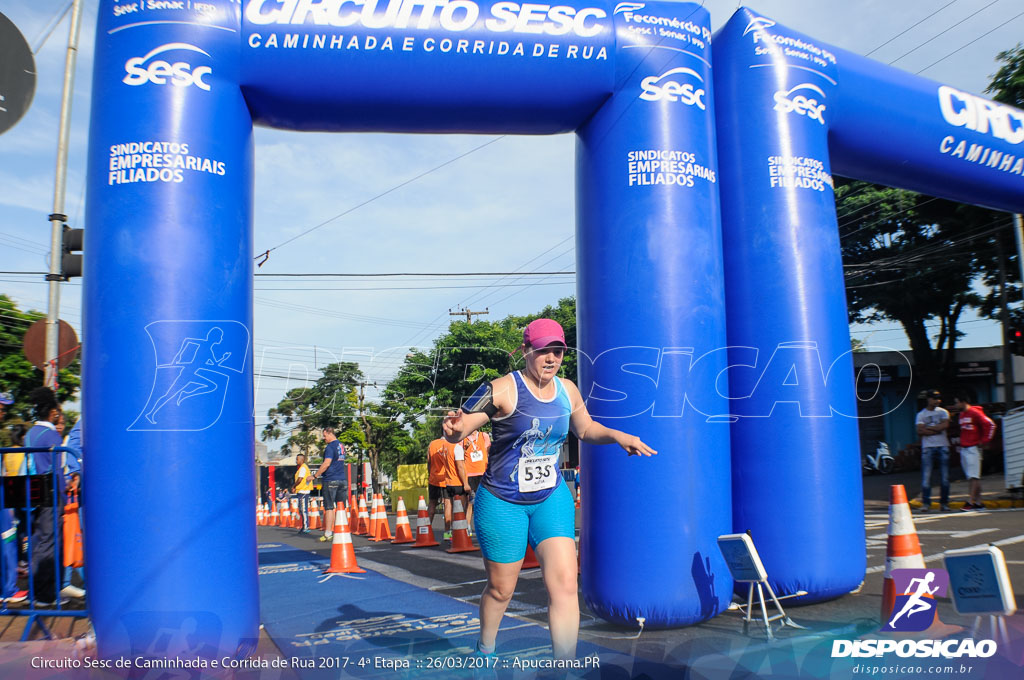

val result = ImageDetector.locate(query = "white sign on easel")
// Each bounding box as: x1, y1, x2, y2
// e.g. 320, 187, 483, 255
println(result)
943, 545, 1017, 646
718, 532, 807, 640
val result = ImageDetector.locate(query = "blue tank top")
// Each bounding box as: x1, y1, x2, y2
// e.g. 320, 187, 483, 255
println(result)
483, 372, 571, 504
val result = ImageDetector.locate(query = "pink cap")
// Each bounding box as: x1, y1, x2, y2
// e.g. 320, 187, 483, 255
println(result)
523, 318, 566, 349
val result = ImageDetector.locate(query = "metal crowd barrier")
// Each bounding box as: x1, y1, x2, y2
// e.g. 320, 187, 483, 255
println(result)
0, 446, 89, 640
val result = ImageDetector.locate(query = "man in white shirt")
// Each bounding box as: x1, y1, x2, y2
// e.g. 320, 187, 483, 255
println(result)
915, 390, 951, 512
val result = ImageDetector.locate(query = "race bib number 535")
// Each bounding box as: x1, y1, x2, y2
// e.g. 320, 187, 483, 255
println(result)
518, 456, 558, 493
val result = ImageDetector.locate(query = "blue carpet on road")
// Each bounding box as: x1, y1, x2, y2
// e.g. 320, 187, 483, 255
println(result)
256, 542, 651, 679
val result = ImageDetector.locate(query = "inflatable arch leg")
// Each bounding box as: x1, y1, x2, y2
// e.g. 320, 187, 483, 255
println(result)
577, 3, 733, 627
83, 6, 258, 659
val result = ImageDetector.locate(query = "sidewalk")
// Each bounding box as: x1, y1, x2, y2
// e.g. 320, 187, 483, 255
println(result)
861, 468, 1019, 510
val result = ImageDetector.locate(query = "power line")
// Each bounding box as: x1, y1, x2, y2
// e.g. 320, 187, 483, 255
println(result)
256, 135, 506, 257
916, 8, 1024, 74
864, 0, 963, 57
886, 0, 1002, 66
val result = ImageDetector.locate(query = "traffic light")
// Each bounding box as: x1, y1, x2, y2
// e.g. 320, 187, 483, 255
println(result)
61, 224, 83, 279
1011, 327, 1024, 356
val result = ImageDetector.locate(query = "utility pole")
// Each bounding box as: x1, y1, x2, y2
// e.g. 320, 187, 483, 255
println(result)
44, 0, 83, 389
449, 307, 489, 323
356, 381, 376, 493
999, 236, 1015, 407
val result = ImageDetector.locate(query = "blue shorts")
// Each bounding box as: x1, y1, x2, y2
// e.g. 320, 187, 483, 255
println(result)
473, 482, 575, 563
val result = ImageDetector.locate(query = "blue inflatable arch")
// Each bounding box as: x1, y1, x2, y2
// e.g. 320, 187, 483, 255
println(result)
81, 0, 1024, 659
713, 8, 1024, 605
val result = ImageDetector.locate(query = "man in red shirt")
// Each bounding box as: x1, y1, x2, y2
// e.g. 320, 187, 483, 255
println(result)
953, 392, 996, 511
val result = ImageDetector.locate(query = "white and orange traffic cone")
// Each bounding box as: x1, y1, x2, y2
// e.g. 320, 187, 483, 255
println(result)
391, 497, 415, 544
881, 485, 961, 635
356, 496, 370, 535
368, 495, 380, 538
269, 505, 279, 526
349, 494, 358, 534
447, 497, 479, 553
256, 504, 264, 526
323, 505, 366, 574
373, 495, 393, 542
292, 499, 301, 528
309, 501, 320, 531
411, 496, 440, 548
881, 484, 926, 623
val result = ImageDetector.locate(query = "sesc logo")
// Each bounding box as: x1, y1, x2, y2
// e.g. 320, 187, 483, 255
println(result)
773, 83, 826, 125
639, 67, 706, 109
123, 43, 212, 91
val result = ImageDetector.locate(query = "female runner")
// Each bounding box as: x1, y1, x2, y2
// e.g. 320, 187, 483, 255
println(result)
443, 318, 656, 661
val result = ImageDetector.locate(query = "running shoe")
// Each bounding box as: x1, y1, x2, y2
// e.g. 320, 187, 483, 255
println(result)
940, 505, 951, 512
4, 590, 27, 604
443, 531, 452, 541
61, 584, 86, 599
318, 533, 334, 542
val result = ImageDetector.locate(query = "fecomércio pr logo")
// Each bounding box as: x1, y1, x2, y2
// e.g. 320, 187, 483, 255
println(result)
883, 568, 949, 632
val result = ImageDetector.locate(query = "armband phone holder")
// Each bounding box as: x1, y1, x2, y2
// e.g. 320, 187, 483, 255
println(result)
462, 383, 498, 418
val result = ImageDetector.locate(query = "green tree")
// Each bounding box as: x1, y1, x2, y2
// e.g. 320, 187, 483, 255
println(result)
261, 362, 363, 460
987, 43, 1024, 107
0, 295, 81, 445
838, 182, 987, 386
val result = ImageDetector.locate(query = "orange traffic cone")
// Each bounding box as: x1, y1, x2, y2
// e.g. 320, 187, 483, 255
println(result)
881, 485, 926, 623
309, 501, 320, 531
256, 504, 264, 526
447, 497, 479, 553
411, 496, 440, 548
323, 505, 366, 574
356, 496, 370, 535
368, 495, 380, 539
522, 544, 540, 569
373, 495, 393, 542
292, 499, 300, 528
392, 497, 415, 544
269, 505, 279, 526
881, 485, 959, 635
349, 494, 358, 534
279, 503, 290, 527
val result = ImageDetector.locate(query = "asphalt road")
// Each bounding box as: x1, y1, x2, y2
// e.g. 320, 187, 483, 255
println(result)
258, 475, 1024, 678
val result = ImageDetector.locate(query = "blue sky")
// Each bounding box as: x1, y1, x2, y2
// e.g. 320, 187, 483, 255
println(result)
1, 0, 1021, 445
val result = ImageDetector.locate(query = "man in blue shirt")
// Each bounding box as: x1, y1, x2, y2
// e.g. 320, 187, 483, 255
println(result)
313, 427, 347, 542
23, 387, 65, 606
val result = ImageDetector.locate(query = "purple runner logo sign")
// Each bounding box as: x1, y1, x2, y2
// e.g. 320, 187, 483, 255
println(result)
882, 568, 950, 632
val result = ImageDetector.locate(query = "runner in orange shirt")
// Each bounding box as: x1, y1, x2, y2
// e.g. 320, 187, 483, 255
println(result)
461, 430, 490, 535
427, 438, 452, 539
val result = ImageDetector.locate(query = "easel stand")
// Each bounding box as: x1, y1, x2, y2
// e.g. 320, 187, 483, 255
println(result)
718, 532, 808, 641
736, 580, 807, 640
971, 614, 1010, 647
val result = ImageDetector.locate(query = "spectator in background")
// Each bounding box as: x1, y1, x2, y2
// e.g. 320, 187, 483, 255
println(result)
953, 392, 996, 511
292, 454, 313, 535
23, 387, 65, 606
0, 392, 27, 605
313, 427, 347, 542
461, 430, 489, 536
63, 418, 82, 478
916, 390, 951, 513
61, 472, 85, 599
443, 437, 470, 543
427, 437, 450, 539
